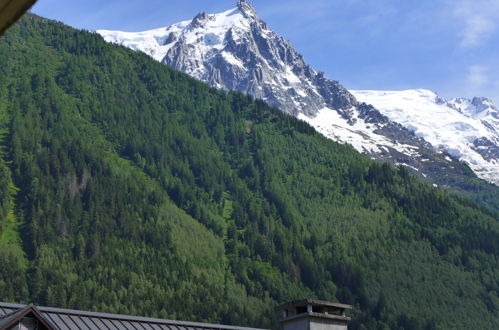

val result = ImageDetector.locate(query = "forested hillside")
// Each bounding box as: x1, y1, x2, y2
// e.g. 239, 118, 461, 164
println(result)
0, 15, 498, 329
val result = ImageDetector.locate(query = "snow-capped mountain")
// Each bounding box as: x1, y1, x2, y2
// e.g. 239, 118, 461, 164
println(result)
98, 0, 353, 117
351, 90, 499, 184
97, 0, 496, 185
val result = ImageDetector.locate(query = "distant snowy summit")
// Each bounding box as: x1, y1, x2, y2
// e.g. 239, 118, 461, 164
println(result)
97, 1, 498, 186
351, 90, 499, 184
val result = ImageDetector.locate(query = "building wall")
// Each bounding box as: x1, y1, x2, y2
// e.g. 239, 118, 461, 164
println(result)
8, 317, 41, 330
310, 318, 347, 330
282, 318, 310, 330
283, 318, 348, 330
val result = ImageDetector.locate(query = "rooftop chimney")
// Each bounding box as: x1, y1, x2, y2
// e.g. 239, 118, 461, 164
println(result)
277, 299, 352, 330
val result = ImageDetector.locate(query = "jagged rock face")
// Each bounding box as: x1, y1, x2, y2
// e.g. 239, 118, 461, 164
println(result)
98, 1, 355, 117
97, 1, 498, 185
161, 1, 342, 117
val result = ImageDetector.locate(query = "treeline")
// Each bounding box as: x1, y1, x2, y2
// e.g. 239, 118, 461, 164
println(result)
0, 15, 497, 329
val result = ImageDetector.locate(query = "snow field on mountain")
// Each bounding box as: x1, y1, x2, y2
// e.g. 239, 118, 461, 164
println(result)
352, 89, 499, 184
298, 108, 420, 157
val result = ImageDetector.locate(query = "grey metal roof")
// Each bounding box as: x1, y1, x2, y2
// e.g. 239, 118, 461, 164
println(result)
0, 302, 266, 330
0, 304, 55, 329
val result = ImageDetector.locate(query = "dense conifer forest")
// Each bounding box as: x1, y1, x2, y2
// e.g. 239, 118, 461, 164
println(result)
0, 15, 498, 329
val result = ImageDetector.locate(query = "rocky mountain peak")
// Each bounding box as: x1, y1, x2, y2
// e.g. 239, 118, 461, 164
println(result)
237, 0, 258, 19
191, 12, 209, 28
472, 96, 497, 112
450, 96, 498, 122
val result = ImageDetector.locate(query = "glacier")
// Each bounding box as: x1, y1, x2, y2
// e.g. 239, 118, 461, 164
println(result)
351, 90, 499, 184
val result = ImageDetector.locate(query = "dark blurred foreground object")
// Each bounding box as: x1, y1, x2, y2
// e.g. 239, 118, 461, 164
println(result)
0, 0, 37, 35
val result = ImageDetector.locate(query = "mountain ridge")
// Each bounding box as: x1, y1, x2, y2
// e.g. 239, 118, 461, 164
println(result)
97, 1, 498, 191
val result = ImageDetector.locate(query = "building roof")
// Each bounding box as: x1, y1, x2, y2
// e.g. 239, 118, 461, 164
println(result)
276, 299, 352, 325
0, 302, 266, 330
0, 304, 55, 330
276, 298, 352, 311
0, 0, 37, 35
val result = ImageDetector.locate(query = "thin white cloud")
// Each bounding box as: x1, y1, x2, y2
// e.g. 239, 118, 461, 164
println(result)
467, 65, 488, 88
449, 0, 499, 48
460, 14, 496, 47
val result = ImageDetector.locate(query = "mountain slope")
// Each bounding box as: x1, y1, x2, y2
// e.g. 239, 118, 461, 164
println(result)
352, 89, 499, 185
1, 14, 498, 329
97, 0, 498, 199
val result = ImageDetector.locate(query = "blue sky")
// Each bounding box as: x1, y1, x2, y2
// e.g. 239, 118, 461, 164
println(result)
32, 0, 499, 103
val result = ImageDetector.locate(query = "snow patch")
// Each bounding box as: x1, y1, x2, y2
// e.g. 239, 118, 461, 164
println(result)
298, 107, 421, 157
